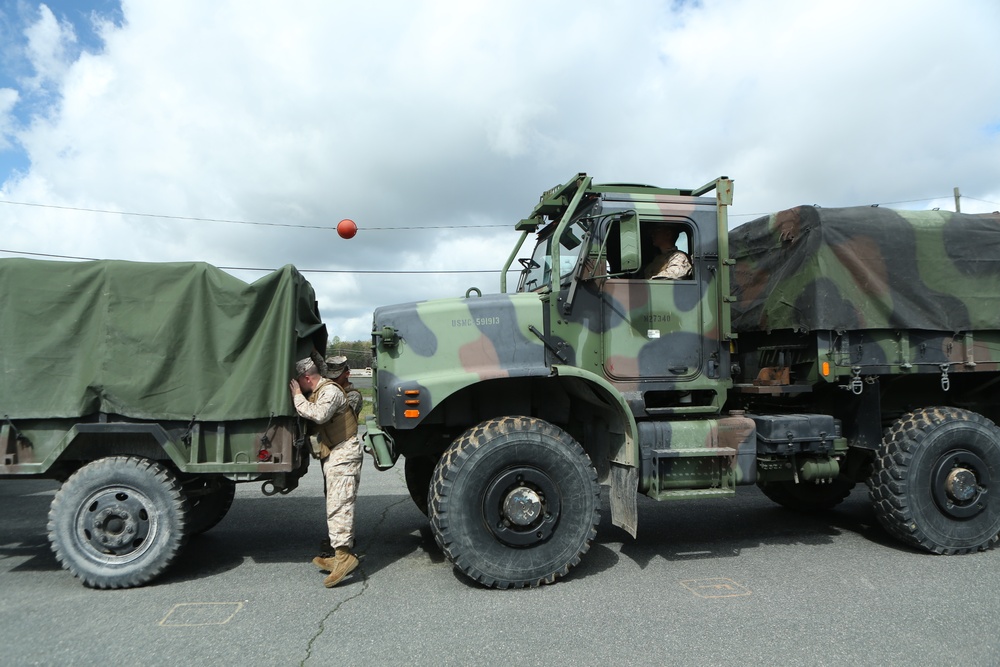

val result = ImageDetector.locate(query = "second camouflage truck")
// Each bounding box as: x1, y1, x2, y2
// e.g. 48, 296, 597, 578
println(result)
364, 174, 1000, 588
0, 259, 326, 588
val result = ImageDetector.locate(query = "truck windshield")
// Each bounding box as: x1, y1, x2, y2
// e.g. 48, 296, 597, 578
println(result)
518, 217, 592, 292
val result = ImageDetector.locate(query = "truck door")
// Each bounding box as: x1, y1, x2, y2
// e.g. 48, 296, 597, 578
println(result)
602, 220, 705, 381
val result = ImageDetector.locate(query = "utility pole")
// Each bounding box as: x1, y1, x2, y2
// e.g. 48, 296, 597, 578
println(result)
954, 187, 962, 213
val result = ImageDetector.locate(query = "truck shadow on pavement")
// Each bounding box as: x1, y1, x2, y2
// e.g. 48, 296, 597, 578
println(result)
1, 482, 914, 588
610, 486, 907, 571
0, 488, 431, 587
169, 493, 430, 585
401, 521, 622, 589
0, 481, 62, 574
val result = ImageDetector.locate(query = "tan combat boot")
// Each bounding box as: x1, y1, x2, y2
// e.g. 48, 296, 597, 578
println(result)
322, 547, 359, 588
312, 555, 338, 571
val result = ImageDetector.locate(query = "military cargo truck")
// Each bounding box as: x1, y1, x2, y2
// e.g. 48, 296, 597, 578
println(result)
363, 173, 1000, 588
0, 259, 326, 588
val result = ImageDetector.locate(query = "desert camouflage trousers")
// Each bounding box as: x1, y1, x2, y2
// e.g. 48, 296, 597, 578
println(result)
322, 435, 362, 550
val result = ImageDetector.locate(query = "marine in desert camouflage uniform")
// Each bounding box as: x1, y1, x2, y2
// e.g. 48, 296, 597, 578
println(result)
290, 357, 362, 588
644, 225, 692, 280
316, 355, 364, 555
326, 355, 363, 419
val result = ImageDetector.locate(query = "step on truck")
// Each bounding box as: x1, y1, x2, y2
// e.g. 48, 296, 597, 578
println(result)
363, 173, 1000, 588
0, 259, 326, 588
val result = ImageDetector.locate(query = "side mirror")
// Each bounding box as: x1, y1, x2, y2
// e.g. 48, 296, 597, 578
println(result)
619, 212, 640, 272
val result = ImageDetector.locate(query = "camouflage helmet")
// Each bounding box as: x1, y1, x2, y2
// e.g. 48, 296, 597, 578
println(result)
324, 355, 349, 379
295, 358, 318, 377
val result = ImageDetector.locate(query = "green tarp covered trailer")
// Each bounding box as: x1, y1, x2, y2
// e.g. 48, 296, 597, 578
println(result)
0, 259, 327, 589
0, 258, 326, 421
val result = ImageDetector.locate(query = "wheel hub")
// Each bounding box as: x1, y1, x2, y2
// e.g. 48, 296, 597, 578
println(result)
483, 467, 561, 547
79, 490, 152, 556
945, 468, 977, 503
91, 506, 140, 549
932, 449, 990, 519
503, 486, 543, 526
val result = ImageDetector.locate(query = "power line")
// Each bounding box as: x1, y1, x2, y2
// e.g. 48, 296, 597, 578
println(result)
0, 247, 505, 274
0, 198, 508, 230
0, 195, 1000, 235
0, 199, 332, 229
3, 193, 986, 228
865, 196, 952, 207
963, 196, 1000, 207
5, 187, 993, 272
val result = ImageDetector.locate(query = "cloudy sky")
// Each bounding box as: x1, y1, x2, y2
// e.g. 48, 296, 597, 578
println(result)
2, 0, 998, 341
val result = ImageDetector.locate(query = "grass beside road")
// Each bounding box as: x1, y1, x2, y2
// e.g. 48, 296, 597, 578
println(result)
359, 386, 374, 420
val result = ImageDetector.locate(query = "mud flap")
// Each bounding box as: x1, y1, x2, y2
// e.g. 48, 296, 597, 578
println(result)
610, 462, 638, 538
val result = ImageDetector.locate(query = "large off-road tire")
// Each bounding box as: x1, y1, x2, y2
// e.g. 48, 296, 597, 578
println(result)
429, 416, 600, 588
185, 478, 236, 536
759, 477, 856, 512
48, 456, 188, 588
404, 455, 437, 516
868, 407, 1000, 554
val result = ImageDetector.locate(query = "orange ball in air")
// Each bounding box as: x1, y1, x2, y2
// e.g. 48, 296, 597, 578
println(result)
337, 219, 358, 239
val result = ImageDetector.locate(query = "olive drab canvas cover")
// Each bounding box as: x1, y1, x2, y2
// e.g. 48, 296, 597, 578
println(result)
730, 205, 1000, 334
0, 259, 326, 421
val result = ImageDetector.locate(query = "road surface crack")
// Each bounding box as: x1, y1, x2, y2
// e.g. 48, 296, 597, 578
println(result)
300, 484, 409, 666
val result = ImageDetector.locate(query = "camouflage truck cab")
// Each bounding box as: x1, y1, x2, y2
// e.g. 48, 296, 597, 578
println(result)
1, 260, 326, 588
367, 174, 749, 587
366, 174, 1000, 589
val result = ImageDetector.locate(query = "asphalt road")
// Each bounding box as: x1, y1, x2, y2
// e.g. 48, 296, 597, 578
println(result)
3, 455, 999, 666
349, 375, 371, 390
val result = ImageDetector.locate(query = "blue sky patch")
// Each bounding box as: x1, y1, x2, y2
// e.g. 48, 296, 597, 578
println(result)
0, 1, 123, 185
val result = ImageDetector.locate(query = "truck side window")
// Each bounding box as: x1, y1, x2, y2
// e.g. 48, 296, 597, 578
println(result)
642, 224, 692, 280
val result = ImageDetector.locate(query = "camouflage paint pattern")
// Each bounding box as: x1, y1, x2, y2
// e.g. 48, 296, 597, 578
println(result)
365, 172, 1000, 563
369, 179, 1000, 499
367, 175, 738, 492
731, 205, 1000, 333
637, 415, 757, 498
730, 206, 1000, 388
364, 174, 1000, 578
370, 291, 548, 429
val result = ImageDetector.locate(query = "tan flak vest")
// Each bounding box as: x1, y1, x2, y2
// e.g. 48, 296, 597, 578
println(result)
308, 379, 358, 459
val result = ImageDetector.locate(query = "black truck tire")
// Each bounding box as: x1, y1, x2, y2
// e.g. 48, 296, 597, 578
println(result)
185, 478, 236, 535
868, 407, 1000, 554
404, 455, 437, 516
428, 416, 600, 588
47, 456, 188, 588
759, 477, 856, 511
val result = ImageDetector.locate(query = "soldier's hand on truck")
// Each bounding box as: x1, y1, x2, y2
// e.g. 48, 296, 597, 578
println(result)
289, 379, 302, 397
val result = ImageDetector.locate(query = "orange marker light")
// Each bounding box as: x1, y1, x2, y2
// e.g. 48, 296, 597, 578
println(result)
404, 409, 420, 419
822, 361, 830, 377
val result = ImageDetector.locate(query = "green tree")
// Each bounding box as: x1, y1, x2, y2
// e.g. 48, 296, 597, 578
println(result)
326, 340, 372, 368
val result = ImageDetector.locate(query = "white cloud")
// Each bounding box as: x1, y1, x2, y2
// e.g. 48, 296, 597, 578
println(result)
488, 103, 559, 159
0, 87, 18, 150
1, 0, 999, 340
22, 4, 77, 92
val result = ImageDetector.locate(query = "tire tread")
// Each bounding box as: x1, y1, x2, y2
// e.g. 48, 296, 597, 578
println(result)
47, 456, 188, 589
867, 407, 1000, 555
429, 416, 599, 589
